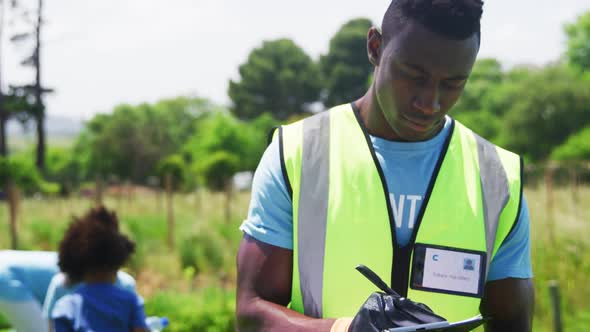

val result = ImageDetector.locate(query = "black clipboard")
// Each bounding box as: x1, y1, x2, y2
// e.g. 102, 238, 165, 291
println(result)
383, 314, 485, 331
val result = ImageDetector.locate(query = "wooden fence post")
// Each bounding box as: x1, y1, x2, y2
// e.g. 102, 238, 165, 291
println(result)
570, 166, 579, 216
7, 181, 20, 250
95, 175, 103, 207
224, 180, 233, 224
549, 280, 563, 332
544, 165, 555, 245
165, 173, 175, 249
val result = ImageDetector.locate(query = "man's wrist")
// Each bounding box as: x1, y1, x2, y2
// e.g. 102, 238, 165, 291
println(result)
330, 317, 353, 332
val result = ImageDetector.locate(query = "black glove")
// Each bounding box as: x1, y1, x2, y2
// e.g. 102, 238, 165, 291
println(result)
348, 291, 447, 332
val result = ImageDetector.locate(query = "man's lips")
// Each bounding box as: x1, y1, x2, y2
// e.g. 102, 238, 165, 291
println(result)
400, 113, 436, 132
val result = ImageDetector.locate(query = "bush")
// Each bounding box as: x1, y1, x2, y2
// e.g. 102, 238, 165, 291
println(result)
0, 156, 42, 193
0, 313, 9, 329
551, 126, 590, 161
122, 215, 169, 271
39, 180, 61, 196
144, 288, 235, 332
27, 218, 67, 250
179, 231, 225, 275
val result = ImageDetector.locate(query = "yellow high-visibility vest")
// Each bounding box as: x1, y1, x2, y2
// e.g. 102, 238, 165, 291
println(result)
276, 103, 522, 322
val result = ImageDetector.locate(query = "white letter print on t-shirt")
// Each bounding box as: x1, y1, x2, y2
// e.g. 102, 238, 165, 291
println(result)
390, 194, 423, 229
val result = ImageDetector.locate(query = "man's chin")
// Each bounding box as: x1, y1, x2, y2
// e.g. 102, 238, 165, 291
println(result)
395, 126, 436, 142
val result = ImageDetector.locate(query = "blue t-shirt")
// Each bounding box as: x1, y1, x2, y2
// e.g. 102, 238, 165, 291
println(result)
42, 271, 137, 319
240, 116, 533, 281
0, 250, 58, 303
51, 283, 148, 332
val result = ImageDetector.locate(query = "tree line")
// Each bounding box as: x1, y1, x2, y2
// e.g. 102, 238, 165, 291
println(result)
2, 12, 590, 197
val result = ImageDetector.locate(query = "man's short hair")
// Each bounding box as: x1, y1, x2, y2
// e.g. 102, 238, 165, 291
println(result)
381, 0, 484, 42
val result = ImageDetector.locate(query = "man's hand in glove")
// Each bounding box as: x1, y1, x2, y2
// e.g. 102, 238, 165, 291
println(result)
347, 292, 446, 332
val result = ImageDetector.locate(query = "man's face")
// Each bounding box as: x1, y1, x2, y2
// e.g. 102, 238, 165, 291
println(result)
372, 21, 479, 141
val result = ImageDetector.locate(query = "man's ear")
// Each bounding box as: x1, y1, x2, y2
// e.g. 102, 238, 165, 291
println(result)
367, 27, 382, 67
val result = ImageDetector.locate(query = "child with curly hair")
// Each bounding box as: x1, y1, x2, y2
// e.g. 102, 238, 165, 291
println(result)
51, 206, 149, 332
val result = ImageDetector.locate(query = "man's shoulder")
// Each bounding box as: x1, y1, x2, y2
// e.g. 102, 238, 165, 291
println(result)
453, 118, 521, 160
282, 103, 353, 129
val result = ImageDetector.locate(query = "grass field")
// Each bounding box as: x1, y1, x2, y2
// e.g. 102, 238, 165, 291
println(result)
0, 184, 589, 331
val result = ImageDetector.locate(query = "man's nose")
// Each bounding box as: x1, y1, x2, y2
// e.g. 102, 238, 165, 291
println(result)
413, 83, 441, 114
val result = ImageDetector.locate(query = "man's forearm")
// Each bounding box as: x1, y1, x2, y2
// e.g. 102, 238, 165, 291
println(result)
481, 278, 534, 332
484, 316, 532, 332
237, 296, 336, 332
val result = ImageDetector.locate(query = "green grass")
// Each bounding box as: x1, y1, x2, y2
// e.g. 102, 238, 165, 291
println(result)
0, 185, 588, 331
526, 185, 590, 331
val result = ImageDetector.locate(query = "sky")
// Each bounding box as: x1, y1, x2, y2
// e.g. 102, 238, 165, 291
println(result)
1, 0, 589, 121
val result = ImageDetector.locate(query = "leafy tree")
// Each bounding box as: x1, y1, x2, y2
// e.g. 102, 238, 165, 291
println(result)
184, 112, 272, 174
199, 151, 239, 192
0, 89, 33, 156
497, 65, 590, 161
229, 39, 321, 120
247, 112, 279, 164
552, 126, 590, 161
10, 0, 52, 171
156, 154, 187, 249
183, 112, 276, 221
451, 58, 505, 140
156, 154, 186, 191
0, 156, 41, 193
0, 155, 44, 249
320, 18, 373, 106
565, 11, 590, 72
453, 58, 503, 113
198, 151, 240, 222
45, 146, 83, 195
73, 97, 212, 184
0, 0, 38, 156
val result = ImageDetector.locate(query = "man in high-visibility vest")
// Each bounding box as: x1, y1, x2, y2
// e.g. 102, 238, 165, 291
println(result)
236, 0, 534, 331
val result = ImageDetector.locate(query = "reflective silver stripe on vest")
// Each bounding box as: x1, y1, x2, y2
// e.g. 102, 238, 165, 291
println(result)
298, 111, 331, 318
474, 133, 510, 278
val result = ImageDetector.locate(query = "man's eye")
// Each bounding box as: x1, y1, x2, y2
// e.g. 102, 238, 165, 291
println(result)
400, 68, 424, 81
442, 80, 466, 89
406, 72, 426, 83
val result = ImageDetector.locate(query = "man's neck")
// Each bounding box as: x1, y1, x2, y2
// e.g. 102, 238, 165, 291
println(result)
354, 87, 404, 141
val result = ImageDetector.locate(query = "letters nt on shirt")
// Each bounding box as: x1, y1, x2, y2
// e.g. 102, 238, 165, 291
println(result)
389, 194, 423, 228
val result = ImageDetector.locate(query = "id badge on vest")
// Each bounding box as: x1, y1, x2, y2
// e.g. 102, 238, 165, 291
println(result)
410, 244, 486, 298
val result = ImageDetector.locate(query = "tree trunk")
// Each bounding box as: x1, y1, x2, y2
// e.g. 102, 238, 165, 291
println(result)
194, 188, 201, 213
570, 166, 578, 204
544, 165, 555, 245
34, 0, 45, 171
165, 173, 175, 249
7, 181, 20, 250
126, 180, 133, 203
0, 114, 6, 156
0, 1, 6, 157
155, 186, 162, 214
35, 113, 45, 170
224, 179, 233, 224
95, 175, 103, 207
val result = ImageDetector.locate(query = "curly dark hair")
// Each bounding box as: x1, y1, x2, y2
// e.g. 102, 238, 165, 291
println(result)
58, 206, 135, 283
382, 0, 484, 42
